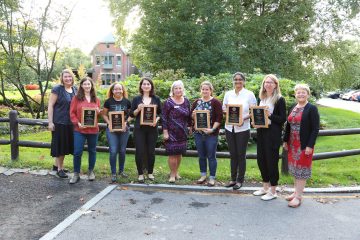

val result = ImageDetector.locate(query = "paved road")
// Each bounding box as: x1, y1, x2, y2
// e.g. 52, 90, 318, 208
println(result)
53, 185, 360, 240
317, 98, 360, 113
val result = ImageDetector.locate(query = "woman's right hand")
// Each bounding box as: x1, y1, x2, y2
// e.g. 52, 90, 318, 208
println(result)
283, 142, 288, 151
48, 122, 55, 131
163, 132, 169, 141
137, 103, 144, 112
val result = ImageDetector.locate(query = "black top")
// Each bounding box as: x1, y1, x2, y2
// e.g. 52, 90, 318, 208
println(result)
283, 102, 320, 149
103, 97, 132, 120
51, 85, 77, 125
257, 97, 287, 147
130, 95, 162, 128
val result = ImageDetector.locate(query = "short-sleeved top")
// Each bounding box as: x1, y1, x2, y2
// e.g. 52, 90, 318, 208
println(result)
51, 85, 77, 125
222, 88, 257, 132
103, 97, 132, 120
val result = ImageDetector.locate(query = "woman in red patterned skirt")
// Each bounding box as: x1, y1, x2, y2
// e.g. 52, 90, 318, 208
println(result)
283, 84, 320, 208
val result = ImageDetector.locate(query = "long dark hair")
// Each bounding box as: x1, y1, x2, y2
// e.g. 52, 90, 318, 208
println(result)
76, 77, 97, 103
139, 77, 155, 96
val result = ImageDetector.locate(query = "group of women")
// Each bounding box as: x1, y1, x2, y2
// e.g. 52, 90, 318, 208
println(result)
48, 70, 319, 208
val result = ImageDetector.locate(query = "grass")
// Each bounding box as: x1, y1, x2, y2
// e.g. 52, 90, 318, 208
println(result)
0, 105, 360, 187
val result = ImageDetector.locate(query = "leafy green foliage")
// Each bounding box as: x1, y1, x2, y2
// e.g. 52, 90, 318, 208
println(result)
108, 0, 360, 93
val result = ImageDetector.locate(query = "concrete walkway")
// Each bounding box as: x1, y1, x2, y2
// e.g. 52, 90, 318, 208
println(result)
41, 183, 360, 240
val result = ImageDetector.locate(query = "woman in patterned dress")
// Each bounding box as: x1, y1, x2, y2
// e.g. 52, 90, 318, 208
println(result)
283, 84, 320, 208
162, 80, 191, 183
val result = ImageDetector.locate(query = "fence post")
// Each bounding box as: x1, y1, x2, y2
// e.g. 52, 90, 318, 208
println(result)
281, 149, 288, 175
9, 110, 19, 161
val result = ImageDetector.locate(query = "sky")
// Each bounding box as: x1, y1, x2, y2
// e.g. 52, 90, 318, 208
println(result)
61, 0, 115, 54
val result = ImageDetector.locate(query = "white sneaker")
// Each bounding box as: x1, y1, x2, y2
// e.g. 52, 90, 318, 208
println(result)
148, 174, 155, 181
261, 191, 277, 201
253, 188, 268, 196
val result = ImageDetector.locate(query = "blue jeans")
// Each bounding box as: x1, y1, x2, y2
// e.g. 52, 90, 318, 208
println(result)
73, 131, 98, 173
194, 133, 218, 178
106, 128, 130, 174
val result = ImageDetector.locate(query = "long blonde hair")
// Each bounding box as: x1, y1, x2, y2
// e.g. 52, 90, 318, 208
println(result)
259, 74, 282, 105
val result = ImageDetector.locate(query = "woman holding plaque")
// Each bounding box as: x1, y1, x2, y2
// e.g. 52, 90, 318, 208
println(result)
102, 82, 132, 183
223, 72, 257, 190
69, 77, 101, 184
252, 74, 286, 201
131, 77, 162, 183
48, 69, 77, 178
162, 80, 191, 183
191, 81, 223, 187
283, 84, 319, 207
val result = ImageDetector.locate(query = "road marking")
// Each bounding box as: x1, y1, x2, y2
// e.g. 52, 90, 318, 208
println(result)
39, 185, 117, 240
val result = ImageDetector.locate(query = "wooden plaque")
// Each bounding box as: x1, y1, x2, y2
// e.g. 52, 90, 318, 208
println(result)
109, 111, 125, 132
250, 106, 269, 128
81, 107, 97, 128
226, 104, 243, 126
194, 110, 210, 130
140, 104, 157, 125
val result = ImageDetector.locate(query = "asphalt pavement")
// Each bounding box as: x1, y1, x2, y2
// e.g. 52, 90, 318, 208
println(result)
45, 184, 360, 240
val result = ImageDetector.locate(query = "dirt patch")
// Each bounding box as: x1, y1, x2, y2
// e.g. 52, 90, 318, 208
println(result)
0, 173, 108, 240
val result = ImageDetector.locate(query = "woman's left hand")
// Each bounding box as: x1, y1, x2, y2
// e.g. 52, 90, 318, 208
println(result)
305, 147, 313, 156
203, 128, 214, 135
151, 118, 159, 127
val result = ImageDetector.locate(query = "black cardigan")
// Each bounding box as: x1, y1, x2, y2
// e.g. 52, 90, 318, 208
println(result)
257, 97, 287, 147
283, 102, 320, 150
130, 95, 162, 128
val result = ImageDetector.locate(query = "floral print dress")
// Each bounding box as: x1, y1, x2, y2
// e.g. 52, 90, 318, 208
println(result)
288, 107, 313, 179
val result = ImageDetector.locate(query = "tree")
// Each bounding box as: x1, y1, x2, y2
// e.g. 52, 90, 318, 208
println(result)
109, 0, 360, 87
0, 0, 74, 118
52, 47, 91, 79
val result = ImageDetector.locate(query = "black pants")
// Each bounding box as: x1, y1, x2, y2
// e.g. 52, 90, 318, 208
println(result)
134, 126, 158, 175
225, 129, 250, 183
256, 127, 280, 186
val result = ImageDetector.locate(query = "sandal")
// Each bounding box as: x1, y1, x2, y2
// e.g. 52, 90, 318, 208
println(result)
288, 196, 302, 208
285, 192, 296, 201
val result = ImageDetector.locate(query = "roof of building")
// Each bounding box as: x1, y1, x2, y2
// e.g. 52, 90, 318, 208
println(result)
99, 33, 116, 43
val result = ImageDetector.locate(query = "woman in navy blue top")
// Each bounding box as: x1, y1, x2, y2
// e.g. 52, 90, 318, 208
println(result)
48, 69, 77, 178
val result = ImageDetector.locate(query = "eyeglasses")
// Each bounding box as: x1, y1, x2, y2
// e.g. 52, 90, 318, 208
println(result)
265, 81, 276, 85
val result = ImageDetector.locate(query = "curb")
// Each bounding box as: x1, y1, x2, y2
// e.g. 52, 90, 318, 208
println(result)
120, 183, 360, 194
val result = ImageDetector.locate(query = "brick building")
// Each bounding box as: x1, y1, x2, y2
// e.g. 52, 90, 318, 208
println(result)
90, 34, 137, 86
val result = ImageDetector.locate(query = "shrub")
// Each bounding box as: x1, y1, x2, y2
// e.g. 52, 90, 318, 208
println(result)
25, 84, 40, 90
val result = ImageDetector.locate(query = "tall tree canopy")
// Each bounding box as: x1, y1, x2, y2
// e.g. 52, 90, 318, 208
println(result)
109, 0, 360, 87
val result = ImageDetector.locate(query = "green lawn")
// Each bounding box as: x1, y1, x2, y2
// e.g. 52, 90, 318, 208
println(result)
0, 105, 360, 187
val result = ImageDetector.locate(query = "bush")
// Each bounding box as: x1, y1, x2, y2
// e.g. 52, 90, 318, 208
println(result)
25, 84, 40, 90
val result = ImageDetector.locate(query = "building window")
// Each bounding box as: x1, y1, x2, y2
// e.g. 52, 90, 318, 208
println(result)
104, 55, 113, 65
106, 44, 110, 48
101, 74, 116, 85
95, 56, 100, 65
117, 74, 121, 81
116, 55, 122, 66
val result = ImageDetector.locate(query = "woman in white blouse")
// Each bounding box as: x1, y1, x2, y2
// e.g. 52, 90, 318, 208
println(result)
223, 72, 257, 190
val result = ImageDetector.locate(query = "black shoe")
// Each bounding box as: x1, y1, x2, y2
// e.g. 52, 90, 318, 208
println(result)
57, 170, 68, 178
225, 181, 236, 188
233, 182, 242, 190
52, 165, 58, 171
53, 165, 70, 173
